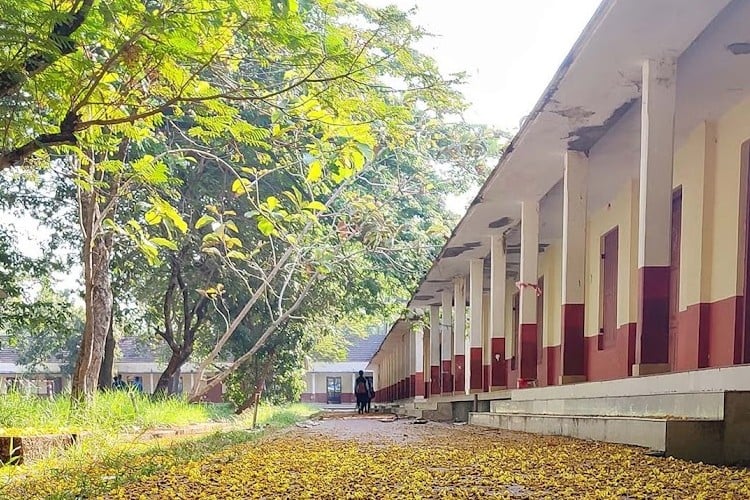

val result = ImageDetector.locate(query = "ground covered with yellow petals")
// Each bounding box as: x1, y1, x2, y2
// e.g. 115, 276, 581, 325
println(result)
105, 416, 749, 499
4, 414, 750, 499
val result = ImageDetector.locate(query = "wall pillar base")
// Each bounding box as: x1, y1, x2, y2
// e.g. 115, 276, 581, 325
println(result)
559, 375, 587, 385
632, 363, 670, 376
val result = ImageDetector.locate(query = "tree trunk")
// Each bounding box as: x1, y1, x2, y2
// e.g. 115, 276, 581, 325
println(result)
153, 350, 189, 396
97, 307, 115, 390
71, 197, 113, 400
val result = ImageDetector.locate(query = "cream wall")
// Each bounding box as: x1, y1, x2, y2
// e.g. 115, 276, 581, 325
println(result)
584, 179, 640, 336
671, 96, 750, 308
706, 97, 750, 302
306, 372, 356, 394
538, 240, 563, 348
673, 121, 715, 309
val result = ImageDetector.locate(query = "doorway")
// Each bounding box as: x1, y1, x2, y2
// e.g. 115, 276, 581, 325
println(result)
600, 228, 619, 349
669, 189, 682, 369
326, 376, 341, 404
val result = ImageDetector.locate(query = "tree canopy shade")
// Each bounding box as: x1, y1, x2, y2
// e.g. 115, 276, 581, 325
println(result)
0, 0, 506, 401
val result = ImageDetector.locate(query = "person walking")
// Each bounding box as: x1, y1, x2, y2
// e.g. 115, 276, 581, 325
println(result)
354, 370, 369, 414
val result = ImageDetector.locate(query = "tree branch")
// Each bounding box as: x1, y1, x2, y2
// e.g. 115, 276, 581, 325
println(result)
0, 0, 94, 98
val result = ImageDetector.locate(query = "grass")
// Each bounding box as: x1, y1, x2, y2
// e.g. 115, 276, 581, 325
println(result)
0, 401, 318, 499
0, 391, 235, 436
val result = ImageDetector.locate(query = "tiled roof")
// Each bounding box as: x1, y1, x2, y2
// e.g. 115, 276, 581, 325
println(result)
345, 330, 387, 362
0, 337, 166, 367
0, 348, 19, 364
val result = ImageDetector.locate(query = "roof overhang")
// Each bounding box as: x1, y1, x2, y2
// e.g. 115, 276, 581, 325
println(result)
408, 0, 739, 309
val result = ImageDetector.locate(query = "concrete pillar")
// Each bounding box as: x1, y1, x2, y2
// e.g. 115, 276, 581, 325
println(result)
429, 305, 441, 395
412, 322, 425, 399
422, 328, 432, 398
441, 289, 454, 394
519, 201, 539, 382
560, 150, 588, 384
634, 58, 676, 376
453, 276, 467, 394
489, 234, 507, 389
469, 259, 484, 393
406, 330, 414, 398
481, 291, 491, 391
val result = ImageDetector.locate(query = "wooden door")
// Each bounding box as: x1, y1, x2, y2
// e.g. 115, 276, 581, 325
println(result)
601, 228, 619, 348
669, 191, 682, 369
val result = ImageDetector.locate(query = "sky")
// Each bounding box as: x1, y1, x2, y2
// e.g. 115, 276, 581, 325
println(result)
364, 0, 602, 131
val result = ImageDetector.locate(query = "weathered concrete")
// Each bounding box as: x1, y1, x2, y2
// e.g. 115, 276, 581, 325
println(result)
489, 391, 726, 419
469, 412, 724, 461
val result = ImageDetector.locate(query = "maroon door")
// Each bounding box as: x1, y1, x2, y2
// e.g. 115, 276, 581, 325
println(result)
669, 191, 682, 369
601, 228, 619, 349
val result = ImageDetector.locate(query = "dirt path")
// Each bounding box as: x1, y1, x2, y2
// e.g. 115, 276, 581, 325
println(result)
102, 413, 750, 499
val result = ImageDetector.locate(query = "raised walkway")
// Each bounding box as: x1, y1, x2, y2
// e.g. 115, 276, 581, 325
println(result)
381, 365, 750, 465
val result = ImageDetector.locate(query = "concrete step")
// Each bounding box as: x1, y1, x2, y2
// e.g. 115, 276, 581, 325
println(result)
489, 391, 727, 419
469, 411, 724, 462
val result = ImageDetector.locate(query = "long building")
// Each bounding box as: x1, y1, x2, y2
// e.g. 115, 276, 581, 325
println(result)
367, 0, 750, 464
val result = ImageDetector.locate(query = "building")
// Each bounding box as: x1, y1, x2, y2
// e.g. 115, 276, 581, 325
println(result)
0, 337, 223, 402
368, 0, 750, 464
301, 331, 384, 404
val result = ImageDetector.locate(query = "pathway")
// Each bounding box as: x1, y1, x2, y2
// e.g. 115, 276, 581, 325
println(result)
104, 412, 749, 499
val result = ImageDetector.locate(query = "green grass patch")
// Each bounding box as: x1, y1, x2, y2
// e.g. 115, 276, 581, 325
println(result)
251, 402, 319, 427
0, 391, 235, 436
0, 403, 317, 499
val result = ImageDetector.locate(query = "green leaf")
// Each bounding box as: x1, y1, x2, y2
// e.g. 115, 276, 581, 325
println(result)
305, 201, 326, 212
144, 209, 162, 225
202, 247, 222, 257
257, 217, 274, 236
150, 237, 178, 250
232, 178, 253, 195
226, 250, 247, 260
306, 160, 323, 182
266, 196, 280, 210
195, 214, 216, 230
224, 220, 239, 233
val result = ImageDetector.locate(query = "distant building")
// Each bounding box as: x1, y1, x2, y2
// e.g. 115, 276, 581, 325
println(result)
301, 331, 385, 404
0, 337, 223, 402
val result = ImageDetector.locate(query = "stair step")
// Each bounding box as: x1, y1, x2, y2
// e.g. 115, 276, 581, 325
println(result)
490, 391, 728, 419
469, 411, 723, 462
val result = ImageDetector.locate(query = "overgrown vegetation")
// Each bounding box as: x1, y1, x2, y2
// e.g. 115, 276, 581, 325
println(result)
0, 0, 506, 405
0, 391, 231, 435
0, 403, 317, 499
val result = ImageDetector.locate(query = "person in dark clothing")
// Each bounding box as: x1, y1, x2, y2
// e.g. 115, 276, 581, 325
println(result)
366, 378, 374, 413
354, 370, 369, 414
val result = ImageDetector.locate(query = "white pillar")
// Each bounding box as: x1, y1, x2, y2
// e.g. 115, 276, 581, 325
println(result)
635, 58, 677, 375
560, 150, 588, 384
413, 322, 425, 399
441, 289, 453, 394
489, 234, 507, 389
429, 305, 441, 395
469, 258, 484, 393
519, 200, 539, 381
481, 291, 491, 391
453, 275, 467, 394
